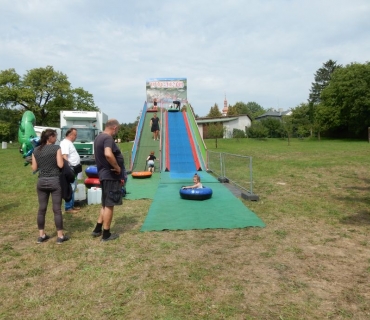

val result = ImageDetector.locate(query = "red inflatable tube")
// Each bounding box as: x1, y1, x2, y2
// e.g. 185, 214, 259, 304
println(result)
84, 177, 125, 188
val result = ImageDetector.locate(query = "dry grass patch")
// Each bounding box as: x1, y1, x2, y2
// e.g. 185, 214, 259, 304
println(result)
1, 140, 370, 319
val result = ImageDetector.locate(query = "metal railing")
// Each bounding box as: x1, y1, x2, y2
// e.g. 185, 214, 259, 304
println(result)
186, 106, 207, 170
207, 151, 254, 195
130, 101, 148, 171
122, 151, 130, 172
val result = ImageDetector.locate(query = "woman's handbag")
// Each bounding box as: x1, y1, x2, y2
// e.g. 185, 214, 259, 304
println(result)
73, 163, 82, 175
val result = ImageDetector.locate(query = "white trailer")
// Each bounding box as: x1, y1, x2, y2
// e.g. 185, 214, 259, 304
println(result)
34, 126, 61, 145
60, 111, 108, 158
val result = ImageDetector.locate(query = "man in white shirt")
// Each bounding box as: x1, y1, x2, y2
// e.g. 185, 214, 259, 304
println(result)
60, 128, 81, 213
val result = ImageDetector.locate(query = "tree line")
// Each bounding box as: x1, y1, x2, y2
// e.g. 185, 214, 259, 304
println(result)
1, 60, 369, 142
0, 66, 138, 142
206, 101, 266, 120
204, 60, 370, 140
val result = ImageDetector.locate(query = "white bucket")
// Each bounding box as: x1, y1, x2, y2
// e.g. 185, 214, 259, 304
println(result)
75, 184, 86, 201
1, 142, 7, 149
96, 188, 102, 204
88, 188, 97, 205
87, 187, 102, 205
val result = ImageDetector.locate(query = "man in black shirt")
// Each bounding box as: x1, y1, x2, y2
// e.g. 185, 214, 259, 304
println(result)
91, 119, 123, 242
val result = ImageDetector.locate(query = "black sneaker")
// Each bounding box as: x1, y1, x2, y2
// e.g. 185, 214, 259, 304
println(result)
101, 233, 119, 242
91, 231, 102, 237
56, 235, 70, 244
37, 234, 50, 244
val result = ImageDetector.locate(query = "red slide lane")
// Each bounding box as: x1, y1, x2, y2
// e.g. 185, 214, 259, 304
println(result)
182, 112, 201, 171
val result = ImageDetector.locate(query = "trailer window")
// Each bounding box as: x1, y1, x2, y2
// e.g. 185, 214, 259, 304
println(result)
75, 129, 95, 142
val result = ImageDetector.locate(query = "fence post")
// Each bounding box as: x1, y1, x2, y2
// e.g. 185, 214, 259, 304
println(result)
220, 152, 223, 176
249, 157, 253, 194
218, 152, 229, 183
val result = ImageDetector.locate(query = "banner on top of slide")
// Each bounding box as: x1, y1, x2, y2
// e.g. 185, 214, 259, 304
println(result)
146, 78, 187, 109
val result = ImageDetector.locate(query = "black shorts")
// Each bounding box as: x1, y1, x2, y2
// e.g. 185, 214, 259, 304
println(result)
151, 126, 159, 132
101, 180, 122, 207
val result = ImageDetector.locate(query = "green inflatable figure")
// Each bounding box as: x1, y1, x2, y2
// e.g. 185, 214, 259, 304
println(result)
18, 111, 38, 165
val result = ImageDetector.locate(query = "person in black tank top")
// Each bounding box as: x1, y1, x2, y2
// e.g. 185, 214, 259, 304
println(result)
31, 129, 69, 244
150, 113, 160, 141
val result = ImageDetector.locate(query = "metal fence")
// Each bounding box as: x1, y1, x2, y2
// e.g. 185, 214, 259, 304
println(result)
207, 151, 255, 196
130, 102, 147, 171
122, 151, 131, 173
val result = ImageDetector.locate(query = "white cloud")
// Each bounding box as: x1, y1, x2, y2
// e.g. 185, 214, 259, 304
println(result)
1, 0, 370, 122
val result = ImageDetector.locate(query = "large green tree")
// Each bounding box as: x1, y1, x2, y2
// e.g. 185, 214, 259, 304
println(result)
228, 101, 265, 119
281, 114, 294, 145
290, 103, 311, 138
118, 122, 137, 142
309, 60, 342, 104
245, 102, 265, 119
206, 123, 225, 148
226, 105, 238, 116
233, 101, 249, 115
207, 103, 222, 117
0, 66, 99, 127
318, 62, 370, 137
260, 118, 282, 138
0, 107, 22, 141
308, 60, 342, 137
246, 121, 269, 139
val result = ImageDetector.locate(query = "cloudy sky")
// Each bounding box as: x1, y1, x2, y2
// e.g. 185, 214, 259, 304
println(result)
1, 0, 369, 124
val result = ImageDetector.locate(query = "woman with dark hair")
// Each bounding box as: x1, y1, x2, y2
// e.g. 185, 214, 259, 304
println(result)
31, 129, 69, 244
150, 113, 160, 141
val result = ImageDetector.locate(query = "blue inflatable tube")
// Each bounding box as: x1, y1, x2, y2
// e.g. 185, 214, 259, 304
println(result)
85, 165, 98, 178
179, 186, 212, 200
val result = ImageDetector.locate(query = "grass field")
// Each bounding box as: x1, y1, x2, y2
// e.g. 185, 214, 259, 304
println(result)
1, 138, 370, 319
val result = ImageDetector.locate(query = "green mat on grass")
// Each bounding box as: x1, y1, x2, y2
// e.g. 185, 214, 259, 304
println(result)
125, 173, 160, 200
140, 173, 265, 231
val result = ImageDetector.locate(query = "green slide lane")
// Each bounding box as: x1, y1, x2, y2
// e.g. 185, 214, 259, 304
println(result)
186, 107, 207, 169
125, 111, 162, 200
126, 108, 265, 231
132, 112, 161, 172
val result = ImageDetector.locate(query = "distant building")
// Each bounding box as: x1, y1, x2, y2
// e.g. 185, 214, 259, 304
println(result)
196, 115, 252, 139
255, 108, 292, 121
222, 95, 228, 116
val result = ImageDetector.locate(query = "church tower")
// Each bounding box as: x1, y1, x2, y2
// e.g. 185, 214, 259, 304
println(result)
222, 94, 228, 116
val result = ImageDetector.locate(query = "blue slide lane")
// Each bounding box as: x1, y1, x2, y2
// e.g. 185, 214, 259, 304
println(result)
167, 112, 197, 175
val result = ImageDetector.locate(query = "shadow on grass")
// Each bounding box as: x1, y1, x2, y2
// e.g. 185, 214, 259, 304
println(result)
63, 214, 94, 236
114, 215, 140, 233
340, 210, 370, 225
0, 201, 21, 212
359, 177, 370, 184
346, 186, 370, 191
335, 194, 370, 205
345, 177, 370, 191
63, 206, 142, 237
